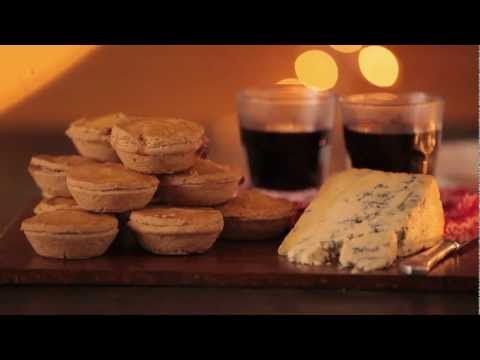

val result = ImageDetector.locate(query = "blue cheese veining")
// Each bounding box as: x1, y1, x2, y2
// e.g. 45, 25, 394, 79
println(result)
278, 168, 444, 272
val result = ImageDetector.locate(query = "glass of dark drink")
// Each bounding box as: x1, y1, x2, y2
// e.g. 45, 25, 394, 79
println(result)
237, 85, 336, 202
339, 92, 444, 175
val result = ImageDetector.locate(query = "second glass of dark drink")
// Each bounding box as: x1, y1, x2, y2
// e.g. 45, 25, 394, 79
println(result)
237, 86, 336, 201
339, 92, 444, 175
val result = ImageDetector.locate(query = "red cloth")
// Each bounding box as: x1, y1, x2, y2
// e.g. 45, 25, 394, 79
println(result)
440, 188, 478, 243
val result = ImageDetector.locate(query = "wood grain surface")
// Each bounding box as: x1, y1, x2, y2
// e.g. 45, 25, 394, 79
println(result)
1, 200, 477, 292
1, 286, 477, 315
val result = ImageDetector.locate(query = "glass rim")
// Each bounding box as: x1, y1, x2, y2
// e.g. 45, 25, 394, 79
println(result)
338, 92, 444, 108
237, 85, 336, 105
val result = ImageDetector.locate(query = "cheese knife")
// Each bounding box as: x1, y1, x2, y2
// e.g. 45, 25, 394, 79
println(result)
399, 237, 475, 275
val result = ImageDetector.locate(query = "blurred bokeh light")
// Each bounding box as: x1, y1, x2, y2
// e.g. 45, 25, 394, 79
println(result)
330, 45, 363, 53
358, 46, 399, 87
294, 50, 338, 91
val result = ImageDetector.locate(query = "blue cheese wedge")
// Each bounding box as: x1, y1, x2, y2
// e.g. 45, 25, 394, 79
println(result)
278, 169, 444, 272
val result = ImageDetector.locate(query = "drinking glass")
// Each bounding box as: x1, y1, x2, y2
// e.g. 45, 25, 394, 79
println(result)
237, 85, 336, 202
339, 92, 444, 175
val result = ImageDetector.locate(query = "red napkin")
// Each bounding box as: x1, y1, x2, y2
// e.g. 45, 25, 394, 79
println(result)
440, 188, 478, 242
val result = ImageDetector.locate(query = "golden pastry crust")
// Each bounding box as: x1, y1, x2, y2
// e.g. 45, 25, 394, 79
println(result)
28, 154, 96, 197
41, 191, 56, 199
66, 113, 128, 142
34, 197, 80, 214
30, 154, 95, 172
66, 113, 129, 162
69, 139, 119, 163
111, 117, 204, 155
129, 207, 223, 234
160, 158, 241, 186
110, 117, 205, 174
153, 159, 242, 206
134, 233, 219, 256
217, 190, 296, 221
67, 162, 159, 191
219, 218, 293, 241
21, 210, 118, 259
66, 163, 159, 213
114, 149, 198, 174
216, 190, 296, 241
22, 209, 118, 233
128, 206, 223, 255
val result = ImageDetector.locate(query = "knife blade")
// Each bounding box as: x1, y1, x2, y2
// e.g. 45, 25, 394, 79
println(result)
399, 237, 475, 275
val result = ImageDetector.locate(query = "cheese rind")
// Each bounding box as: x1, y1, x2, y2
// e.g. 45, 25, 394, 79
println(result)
278, 168, 444, 272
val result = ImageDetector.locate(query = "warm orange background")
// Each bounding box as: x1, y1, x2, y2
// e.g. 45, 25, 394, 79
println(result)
0, 45, 476, 132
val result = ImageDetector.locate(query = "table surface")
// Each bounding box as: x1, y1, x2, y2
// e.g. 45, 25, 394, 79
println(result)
1, 203, 477, 292
0, 131, 478, 315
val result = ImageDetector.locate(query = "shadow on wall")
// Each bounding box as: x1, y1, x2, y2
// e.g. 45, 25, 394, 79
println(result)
0, 45, 298, 132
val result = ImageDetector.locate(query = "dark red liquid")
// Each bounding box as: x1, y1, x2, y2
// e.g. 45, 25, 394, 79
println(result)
343, 127, 441, 174
240, 127, 330, 190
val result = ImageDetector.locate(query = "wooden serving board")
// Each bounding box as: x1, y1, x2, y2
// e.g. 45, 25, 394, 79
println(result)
0, 202, 477, 292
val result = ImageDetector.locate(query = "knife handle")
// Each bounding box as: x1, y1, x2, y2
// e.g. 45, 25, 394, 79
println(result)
399, 241, 460, 275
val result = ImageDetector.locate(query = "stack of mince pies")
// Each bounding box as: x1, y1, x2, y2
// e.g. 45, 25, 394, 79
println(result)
21, 113, 297, 260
